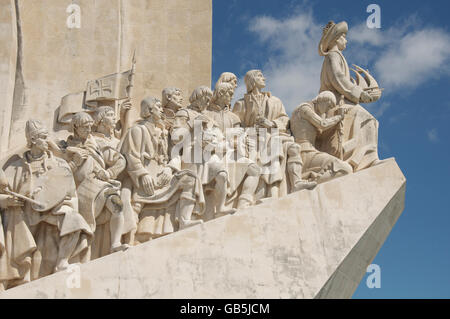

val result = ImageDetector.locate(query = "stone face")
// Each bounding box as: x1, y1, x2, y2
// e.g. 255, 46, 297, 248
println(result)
0, 0, 212, 154
0, 159, 405, 299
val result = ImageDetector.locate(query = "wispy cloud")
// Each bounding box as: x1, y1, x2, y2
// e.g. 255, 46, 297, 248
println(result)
233, 9, 323, 114
348, 19, 450, 91
427, 128, 439, 143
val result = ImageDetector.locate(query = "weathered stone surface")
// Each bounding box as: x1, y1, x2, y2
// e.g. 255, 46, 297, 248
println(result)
0, 0, 212, 154
0, 159, 405, 299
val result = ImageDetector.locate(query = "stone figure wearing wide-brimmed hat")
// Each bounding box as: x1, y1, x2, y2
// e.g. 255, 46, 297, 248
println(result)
318, 21, 385, 171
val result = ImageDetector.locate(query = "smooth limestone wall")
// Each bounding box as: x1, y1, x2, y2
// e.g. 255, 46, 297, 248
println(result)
0, 159, 406, 299
0, 0, 212, 155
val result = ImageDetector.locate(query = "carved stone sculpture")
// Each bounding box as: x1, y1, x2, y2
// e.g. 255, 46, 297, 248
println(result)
206, 83, 260, 209
318, 21, 384, 171
0, 120, 92, 289
291, 91, 353, 183
171, 86, 236, 218
161, 87, 184, 130
215, 72, 238, 90
233, 70, 316, 200
64, 113, 129, 259
120, 97, 205, 242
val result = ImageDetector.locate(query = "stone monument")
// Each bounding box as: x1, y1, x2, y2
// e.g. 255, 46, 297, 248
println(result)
0, 1, 405, 299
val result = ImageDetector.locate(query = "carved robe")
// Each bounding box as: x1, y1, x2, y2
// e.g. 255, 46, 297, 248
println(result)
319, 50, 380, 171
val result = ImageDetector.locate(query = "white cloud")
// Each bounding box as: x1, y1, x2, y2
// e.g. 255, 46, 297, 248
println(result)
427, 128, 439, 143
234, 10, 450, 117
374, 29, 450, 89
348, 21, 450, 90
233, 11, 323, 114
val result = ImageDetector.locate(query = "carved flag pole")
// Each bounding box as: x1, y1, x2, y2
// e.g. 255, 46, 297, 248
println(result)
120, 49, 137, 142
127, 49, 137, 99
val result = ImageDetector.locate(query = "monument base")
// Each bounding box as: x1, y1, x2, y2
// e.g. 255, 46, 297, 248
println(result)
0, 159, 405, 299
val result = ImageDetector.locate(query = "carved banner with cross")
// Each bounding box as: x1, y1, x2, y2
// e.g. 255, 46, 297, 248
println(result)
85, 69, 132, 102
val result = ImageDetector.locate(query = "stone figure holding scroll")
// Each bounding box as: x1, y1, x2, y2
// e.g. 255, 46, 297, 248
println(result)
233, 70, 316, 199
291, 91, 353, 183
120, 97, 205, 242
65, 112, 128, 259
318, 21, 384, 171
0, 120, 92, 287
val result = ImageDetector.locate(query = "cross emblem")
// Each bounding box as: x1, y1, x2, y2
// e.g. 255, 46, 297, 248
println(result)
90, 79, 112, 98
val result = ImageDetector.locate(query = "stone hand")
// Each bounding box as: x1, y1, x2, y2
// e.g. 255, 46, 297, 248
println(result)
73, 150, 89, 166
157, 168, 172, 187
141, 174, 154, 196
96, 169, 111, 181
120, 98, 132, 115
0, 195, 24, 208
259, 117, 274, 128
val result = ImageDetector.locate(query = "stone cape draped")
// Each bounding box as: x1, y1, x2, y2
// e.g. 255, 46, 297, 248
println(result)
319, 50, 379, 171
0, 152, 92, 286
121, 121, 205, 239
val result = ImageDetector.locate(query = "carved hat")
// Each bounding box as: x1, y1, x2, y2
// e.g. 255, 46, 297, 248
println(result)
25, 119, 48, 142
318, 21, 348, 56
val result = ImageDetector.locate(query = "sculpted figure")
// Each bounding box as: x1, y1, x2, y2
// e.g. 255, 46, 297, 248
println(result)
0, 120, 92, 288
291, 91, 353, 183
65, 112, 128, 259
318, 21, 384, 171
120, 97, 205, 242
233, 70, 316, 199
171, 86, 236, 218
215, 72, 238, 90
161, 87, 184, 129
91, 106, 138, 245
206, 83, 260, 209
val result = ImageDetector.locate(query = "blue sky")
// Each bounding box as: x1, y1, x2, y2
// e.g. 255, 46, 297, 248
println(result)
211, 0, 450, 298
